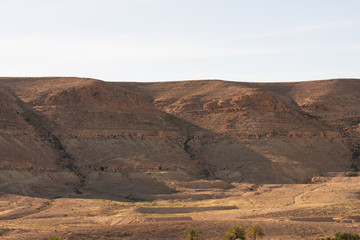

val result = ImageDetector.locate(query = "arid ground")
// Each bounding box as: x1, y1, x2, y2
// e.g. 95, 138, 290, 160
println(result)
0, 78, 359, 239
0, 175, 360, 239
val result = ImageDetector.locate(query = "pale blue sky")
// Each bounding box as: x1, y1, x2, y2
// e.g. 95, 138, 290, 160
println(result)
1, 0, 359, 82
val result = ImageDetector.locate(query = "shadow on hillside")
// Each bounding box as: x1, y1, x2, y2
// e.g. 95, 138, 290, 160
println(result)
0, 133, 308, 203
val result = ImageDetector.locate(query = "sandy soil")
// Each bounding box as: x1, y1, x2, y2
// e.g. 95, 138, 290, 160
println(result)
0, 176, 359, 240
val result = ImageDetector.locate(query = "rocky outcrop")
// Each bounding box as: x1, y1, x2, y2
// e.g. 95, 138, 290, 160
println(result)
161, 90, 290, 115
42, 82, 152, 110
203, 91, 290, 113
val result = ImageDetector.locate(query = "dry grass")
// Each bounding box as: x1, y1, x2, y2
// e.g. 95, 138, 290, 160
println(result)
0, 176, 359, 239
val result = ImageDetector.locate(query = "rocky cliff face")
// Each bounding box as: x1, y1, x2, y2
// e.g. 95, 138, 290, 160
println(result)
0, 77, 359, 198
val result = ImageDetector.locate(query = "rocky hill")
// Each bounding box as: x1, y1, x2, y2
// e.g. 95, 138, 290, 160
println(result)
0, 77, 359, 198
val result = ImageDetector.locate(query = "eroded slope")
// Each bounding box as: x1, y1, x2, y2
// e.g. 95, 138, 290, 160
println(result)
0, 78, 359, 198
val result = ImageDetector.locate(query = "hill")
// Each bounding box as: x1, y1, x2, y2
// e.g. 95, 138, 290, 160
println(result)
0, 77, 359, 198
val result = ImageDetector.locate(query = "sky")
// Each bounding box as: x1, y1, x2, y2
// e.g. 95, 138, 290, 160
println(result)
0, 0, 360, 82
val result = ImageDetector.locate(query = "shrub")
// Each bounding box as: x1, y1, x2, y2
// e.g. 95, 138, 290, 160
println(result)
223, 233, 237, 240
184, 227, 200, 240
246, 225, 265, 240
346, 172, 359, 177
224, 226, 246, 240
321, 231, 360, 240
48, 236, 68, 240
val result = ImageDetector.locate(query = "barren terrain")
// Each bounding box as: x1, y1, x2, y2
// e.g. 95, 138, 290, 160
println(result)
0, 176, 359, 239
0, 77, 359, 239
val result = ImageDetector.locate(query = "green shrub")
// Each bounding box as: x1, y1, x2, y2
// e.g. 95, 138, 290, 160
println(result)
184, 227, 200, 240
246, 225, 265, 240
223, 233, 237, 240
224, 225, 245, 240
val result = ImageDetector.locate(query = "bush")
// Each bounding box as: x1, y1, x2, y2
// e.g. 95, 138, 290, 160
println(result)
48, 236, 68, 240
184, 227, 200, 240
223, 233, 237, 240
321, 231, 360, 240
224, 226, 245, 240
246, 225, 265, 240
346, 172, 359, 177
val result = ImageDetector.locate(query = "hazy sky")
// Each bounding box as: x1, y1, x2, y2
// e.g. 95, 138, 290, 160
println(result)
1, 0, 360, 82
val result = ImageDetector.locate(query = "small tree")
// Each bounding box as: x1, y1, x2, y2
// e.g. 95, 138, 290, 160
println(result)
246, 225, 265, 240
184, 227, 200, 240
224, 226, 246, 240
